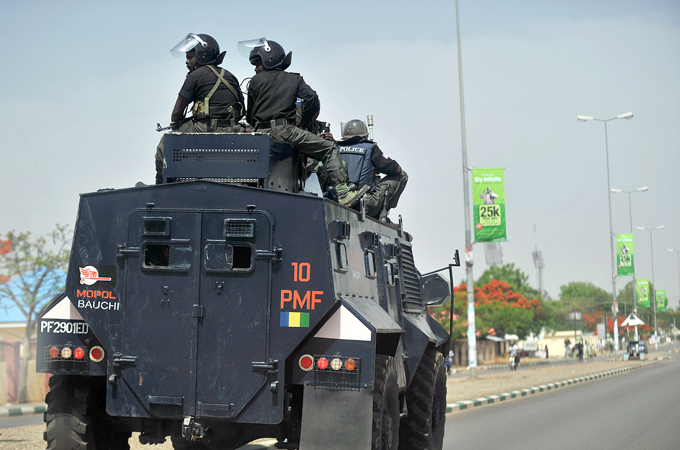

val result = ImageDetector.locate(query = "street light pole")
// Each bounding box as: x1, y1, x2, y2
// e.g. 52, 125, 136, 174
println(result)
637, 225, 665, 348
577, 112, 634, 357
668, 249, 680, 308
455, 0, 477, 379
611, 186, 648, 321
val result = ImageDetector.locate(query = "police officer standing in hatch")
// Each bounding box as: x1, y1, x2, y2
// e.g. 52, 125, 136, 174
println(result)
238, 38, 368, 208
337, 119, 408, 221
155, 33, 245, 184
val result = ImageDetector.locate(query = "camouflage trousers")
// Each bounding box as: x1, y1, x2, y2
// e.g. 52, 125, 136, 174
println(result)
155, 118, 244, 183
363, 171, 409, 219
269, 124, 348, 186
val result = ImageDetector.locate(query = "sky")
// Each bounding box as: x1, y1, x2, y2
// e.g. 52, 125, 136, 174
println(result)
1, 0, 679, 315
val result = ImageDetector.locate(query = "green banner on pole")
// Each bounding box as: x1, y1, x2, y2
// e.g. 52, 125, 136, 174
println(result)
656, 290, 666, 312
472, 168, 507, 242
637, 279, 650, 308
616, 234, 635, 276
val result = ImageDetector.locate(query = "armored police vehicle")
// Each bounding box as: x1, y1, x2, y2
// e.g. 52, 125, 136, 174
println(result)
37, 132, 451, 450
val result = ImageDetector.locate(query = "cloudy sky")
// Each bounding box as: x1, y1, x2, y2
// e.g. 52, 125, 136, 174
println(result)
1, 0, 679, 313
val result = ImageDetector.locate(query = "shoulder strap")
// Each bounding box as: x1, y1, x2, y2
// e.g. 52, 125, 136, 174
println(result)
206, 66, 244, 117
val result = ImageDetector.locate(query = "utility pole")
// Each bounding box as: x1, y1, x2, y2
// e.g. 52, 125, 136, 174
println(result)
455, 0, 477, 379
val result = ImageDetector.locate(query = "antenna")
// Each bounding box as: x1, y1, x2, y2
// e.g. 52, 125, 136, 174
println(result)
531, 222, 545, 296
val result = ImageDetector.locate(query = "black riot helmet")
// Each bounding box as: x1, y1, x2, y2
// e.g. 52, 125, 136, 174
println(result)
238, 38, 292, 70
171, 33, 225, 66
341, 120, 369, 140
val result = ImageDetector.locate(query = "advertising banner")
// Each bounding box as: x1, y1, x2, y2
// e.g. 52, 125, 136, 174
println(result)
616, 234, 635, 276
637, 279, 650, 308
656, 290, 666, 312
472, 168, 507, 242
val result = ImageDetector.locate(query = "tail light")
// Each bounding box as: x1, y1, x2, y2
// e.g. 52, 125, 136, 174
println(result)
43, 345, 105, 363
89, 346, 105, 363
299, 354, 314, 371
73, 347, 85, 360
312, 354, 360, 374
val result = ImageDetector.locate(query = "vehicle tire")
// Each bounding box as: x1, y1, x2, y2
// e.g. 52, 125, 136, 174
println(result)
373, 355, 400, 450
44, 375, 131, 450
399, 348, 447, 450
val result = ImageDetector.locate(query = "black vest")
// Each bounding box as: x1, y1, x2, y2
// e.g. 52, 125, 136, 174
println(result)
338, 141, 377, 190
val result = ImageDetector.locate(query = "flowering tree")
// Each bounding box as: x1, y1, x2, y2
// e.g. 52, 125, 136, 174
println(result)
429, 279, 542, 340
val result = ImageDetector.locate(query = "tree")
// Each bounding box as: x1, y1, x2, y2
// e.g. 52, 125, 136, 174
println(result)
428, 279, 542, 340
0, 225, 70, 403
476, 263, 542, 300
548, 282, 612, 331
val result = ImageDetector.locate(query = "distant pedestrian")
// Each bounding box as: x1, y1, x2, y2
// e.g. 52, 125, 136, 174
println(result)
545, 345, 549, 359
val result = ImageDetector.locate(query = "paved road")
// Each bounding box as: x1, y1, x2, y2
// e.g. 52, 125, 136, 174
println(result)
0, 413, 43, 429
445, 354, 680, 450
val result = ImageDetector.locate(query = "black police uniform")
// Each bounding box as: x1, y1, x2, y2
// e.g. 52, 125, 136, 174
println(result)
155, 64, 245, 183
337, 137, 408, 219
246, 70, 347, 187
180, 64, 244, 126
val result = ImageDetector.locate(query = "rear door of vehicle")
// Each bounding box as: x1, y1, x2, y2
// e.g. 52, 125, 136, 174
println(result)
195, 211, 273, 419
121, 211, 201, 418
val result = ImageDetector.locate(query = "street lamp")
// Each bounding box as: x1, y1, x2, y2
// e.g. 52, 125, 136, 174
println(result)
667, 249, 680, 310
577, 111, 634, 356
611, 186, 648, 316
637, 225, 665, 346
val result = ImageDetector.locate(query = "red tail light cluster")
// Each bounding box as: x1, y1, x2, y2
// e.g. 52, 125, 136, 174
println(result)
44, 345, 105, 363
298, 354, 360, 374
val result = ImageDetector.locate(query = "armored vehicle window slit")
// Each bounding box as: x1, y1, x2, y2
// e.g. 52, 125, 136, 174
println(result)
142, 240, 192, 272
334, 243, 348, 273
364, 251, 377, 279
145, 243, 170, 266
232, 245, 252, 269
384, 262, 396, 285
143, 217, 171, 236
204, 242, 254, 273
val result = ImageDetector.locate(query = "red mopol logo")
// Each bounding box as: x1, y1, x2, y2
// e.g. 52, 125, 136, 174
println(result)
79, 266, 112, 286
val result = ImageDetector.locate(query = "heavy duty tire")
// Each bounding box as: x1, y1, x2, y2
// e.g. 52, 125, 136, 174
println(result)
399, 348, 447, 450
44, 375, 131, 450
373, 355, 400, 450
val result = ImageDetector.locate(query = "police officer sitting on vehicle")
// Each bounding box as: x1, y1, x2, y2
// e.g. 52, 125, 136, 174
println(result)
155, 33, 245, 184
238, 38, 367, 208
336, 119, 408, 221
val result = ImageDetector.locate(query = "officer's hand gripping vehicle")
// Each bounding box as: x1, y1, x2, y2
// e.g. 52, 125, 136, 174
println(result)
37, 131, 452, 450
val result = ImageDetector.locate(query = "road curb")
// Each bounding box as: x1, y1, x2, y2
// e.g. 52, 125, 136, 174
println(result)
0, 403, 46, 417
446, 361, 657, 414
448, 359, 555, 374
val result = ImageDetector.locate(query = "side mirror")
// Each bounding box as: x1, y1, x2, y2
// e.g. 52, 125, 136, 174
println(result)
421, 273, 451, 307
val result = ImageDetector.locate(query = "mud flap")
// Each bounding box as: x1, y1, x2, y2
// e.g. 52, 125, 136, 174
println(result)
299, 385, 372, 450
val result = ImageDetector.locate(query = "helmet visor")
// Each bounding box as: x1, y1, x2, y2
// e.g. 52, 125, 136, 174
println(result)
237, 38, 270, 57
171, 33, 207, 57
